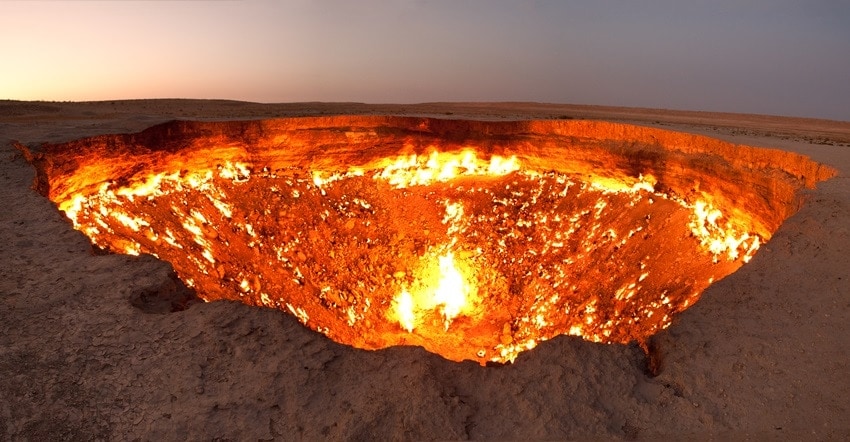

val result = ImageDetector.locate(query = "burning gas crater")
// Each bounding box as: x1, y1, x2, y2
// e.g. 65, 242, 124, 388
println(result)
62, 153, 753, 363
23, 117, 832, 364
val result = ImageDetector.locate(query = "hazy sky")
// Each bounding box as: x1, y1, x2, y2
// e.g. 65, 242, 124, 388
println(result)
1, 1, 849, 121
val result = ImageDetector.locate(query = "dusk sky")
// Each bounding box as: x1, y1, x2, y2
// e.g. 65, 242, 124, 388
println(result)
1, 1, 849, 121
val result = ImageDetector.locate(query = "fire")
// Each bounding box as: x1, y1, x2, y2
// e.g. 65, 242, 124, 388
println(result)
375, 149, 520, 188
688, 200, 761, 263
314, 149, 521, 190
432, 251, 470, 322
390, 249, 477, 332
32, 129, 791, 365
392, 290, 416, 332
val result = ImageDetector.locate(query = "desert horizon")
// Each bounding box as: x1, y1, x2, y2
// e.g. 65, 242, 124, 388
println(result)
5, 97, 850, 123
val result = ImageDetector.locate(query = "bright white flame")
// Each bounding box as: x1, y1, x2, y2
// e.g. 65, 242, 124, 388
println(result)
372, 150, 520, 188
391, 249, 475, 332
393, 290, 415, 332
689, 199, 761, 262
433, 252, 469, 324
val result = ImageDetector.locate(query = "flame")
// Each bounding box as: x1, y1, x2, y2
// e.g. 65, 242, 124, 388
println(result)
393, 290, 416, 332
390, 249, 476, 332
590, 174, 657, 194
689, 199, 761, 262
312, 149, 521, 190
49, 141, 771, 364
376, 150, 513, 188
432, 251, 470, 324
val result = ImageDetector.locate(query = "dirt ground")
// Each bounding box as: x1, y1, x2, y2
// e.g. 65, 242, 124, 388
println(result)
1, 99, 849, 440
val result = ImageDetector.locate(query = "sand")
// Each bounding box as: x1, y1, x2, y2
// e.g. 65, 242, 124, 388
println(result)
1, 100, 849, 440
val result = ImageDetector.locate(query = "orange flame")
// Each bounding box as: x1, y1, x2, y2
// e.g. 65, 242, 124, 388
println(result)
50, 142, 770, 364
312, 149, 521, 190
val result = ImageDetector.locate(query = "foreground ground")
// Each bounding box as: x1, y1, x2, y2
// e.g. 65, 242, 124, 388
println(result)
1, 100, 849, 440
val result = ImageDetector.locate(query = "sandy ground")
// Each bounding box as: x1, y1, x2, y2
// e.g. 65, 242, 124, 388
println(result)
1, 100, 849, 440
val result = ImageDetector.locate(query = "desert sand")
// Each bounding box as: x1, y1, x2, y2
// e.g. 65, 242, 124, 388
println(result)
1, 100, 849, 440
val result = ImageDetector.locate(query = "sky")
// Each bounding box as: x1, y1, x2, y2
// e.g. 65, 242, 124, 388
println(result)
1, 0, 849, 121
